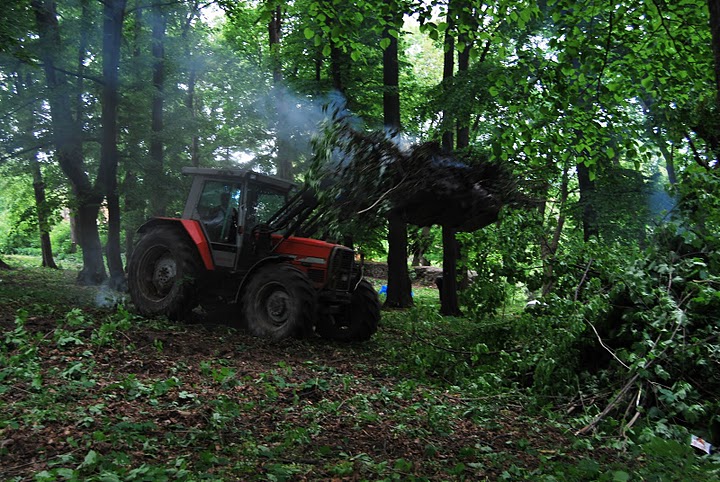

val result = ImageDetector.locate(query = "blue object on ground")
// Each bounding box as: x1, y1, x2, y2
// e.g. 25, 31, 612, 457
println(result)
378, 285, 413, 297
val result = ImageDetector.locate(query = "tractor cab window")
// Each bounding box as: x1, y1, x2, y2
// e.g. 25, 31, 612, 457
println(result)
246, 185, 288, 229
197, 181, 242, 243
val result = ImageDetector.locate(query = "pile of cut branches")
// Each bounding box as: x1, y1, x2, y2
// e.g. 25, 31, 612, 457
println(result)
307, 114, 525, 234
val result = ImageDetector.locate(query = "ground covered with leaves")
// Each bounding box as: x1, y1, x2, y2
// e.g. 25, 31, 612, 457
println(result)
0, 257, 715, 481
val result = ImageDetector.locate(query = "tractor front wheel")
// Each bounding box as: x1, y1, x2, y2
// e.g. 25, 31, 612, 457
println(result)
128, 226, 202, 320
316, 279, 380, 342
242, 265, 316, 340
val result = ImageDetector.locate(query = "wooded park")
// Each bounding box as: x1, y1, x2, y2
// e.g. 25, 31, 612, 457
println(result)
1, 0, 720, 479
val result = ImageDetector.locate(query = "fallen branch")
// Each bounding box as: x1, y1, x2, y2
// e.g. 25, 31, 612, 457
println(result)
574, 258, 594, 301
575, 372, 640, 436
586, 318, 629, 369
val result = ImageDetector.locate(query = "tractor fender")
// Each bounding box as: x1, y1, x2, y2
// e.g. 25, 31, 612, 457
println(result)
233, 255, 294, 304
136, 217, 214, 271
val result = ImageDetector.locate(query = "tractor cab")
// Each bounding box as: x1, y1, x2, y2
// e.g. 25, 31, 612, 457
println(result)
181, 167, 294, 270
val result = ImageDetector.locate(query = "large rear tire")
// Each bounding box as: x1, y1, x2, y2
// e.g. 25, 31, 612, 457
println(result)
316, 279, 380, 342
128, 226, 202, 320
241, 264, 316, 340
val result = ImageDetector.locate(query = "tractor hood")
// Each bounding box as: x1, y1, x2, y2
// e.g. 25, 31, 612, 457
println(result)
272, 235, 348, 265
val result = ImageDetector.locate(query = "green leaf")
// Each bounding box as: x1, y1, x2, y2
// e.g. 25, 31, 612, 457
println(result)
81, 449, 99, 468
612, 470, 631, 482
322, 44, 331, 57
380, 38, 391, 50
303, 28, 314, 40
350, 50, 360, 62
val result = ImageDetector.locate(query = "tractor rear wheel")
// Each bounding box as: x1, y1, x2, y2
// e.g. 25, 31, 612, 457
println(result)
316, 279, 380, 342
128, 226, 202, 320
242, 264, 316, 340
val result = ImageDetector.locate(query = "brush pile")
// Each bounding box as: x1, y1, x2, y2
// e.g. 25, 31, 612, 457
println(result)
308, 116, 523, 233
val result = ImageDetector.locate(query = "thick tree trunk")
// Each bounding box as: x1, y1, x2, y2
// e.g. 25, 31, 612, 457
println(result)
382, 25, 400, 130
385, 210, 413, 308
75, 199, 106, 285
32, 0, 106, 285
382, 16, 412, 308
438, 7, 463, 316
440, 225, 461, 316
150, 2, 167, 216
99, 0, 127, 290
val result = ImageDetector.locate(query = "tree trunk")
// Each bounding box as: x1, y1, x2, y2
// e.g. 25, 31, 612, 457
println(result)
68, 211, 78, 253
709, 0, 720, 100
441, 28, 454, 150
382, 14, 412, 309
149, 2, 167, 216
330, 41, 344, 92
75, 199, 106, 285
382, 23, 401, 130
456, 34, 471, 148
385, 210, 413, 308
31, 0, 106, 285
99, 0, 127, 290
15, 70, 58, 269
440, 225, 461, 316
707, 0, 720, 163
31, 156, 58, 269
182, 2, 201, 167
124, 1, 144, 266
541, 165, 569, 296
438, 7, 463, 316
576, 161, 598, 241
410, 226, 431, 266
187, 66, 200, 167
268, 3, 292, 179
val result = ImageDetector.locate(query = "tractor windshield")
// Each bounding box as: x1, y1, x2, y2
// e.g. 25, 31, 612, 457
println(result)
246, 184, 288, 229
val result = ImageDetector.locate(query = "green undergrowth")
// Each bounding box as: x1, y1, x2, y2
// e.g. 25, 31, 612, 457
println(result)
1, 257, 719, 480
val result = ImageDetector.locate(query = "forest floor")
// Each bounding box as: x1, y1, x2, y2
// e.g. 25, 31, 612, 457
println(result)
0, 256, 683, 480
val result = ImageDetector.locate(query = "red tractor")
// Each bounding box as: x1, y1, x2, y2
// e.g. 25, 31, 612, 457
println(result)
127, 167, 380, 342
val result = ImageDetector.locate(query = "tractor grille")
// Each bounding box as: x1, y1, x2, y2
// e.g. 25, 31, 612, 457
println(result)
327, 247, 354, 291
